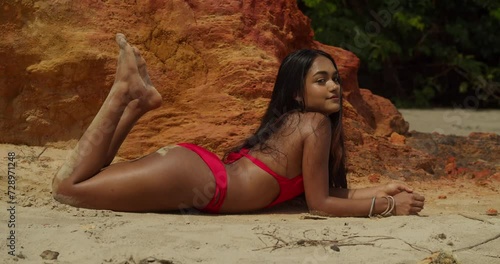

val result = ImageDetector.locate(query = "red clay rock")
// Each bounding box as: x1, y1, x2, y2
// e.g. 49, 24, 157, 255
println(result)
406, 132, 498, 182
491, 172, 500, 182
444, 157, 457, 176
456, 167, 468, 175
0, 2, 402, 161
0, 0, 366, 150
389, 132, 406, 145
468, 132, 498, 140
472, 169, 492, 180
368, 173, 381, 184
359, 88, 409, 137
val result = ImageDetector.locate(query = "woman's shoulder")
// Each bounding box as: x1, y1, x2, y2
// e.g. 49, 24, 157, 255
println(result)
260, 111, 331, 150
285, 111, 332, 135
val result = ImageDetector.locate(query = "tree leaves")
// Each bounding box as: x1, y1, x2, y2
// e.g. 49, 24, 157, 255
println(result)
299, 0, 500, 107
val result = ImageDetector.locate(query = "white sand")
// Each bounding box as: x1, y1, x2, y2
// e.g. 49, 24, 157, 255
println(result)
1, 109, 499, 263
399, 109, 500, 136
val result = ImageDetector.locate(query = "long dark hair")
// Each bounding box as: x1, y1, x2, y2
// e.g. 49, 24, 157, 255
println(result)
226, 49, 347, 188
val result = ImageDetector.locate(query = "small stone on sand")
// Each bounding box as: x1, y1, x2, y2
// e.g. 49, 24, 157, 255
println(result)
40, 250, 59, 260
486, 208, 498, 216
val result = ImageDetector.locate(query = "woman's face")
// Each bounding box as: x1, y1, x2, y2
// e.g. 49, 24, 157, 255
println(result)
302, 55, 341, 115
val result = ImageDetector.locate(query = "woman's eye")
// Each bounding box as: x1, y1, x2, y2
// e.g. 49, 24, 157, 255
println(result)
333, 76, 340, 84
317, 79, 326, 84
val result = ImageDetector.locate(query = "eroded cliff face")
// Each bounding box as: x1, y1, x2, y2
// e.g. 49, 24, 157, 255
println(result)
1, 0, 497, 181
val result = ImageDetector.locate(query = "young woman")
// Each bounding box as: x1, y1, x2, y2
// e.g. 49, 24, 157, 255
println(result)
52, 34, 425, 217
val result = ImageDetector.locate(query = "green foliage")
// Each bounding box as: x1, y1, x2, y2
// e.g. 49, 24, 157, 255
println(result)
393, 12, 425, 32
299, 0, 500, 108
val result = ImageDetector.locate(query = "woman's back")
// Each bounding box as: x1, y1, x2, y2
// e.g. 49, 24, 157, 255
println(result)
220, 112, 329, 212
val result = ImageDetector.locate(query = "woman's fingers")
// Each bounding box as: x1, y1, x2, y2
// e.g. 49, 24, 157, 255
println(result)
411, 193, 425, 209
410, 207, 423, 214
409, 194, 425, 215
412, 193, 425, 201
398, 183, 413, 193
393, 191, 427, 215
411, 200, 425, 208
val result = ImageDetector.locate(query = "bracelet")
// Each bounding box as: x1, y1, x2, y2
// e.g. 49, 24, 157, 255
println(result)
382, 196, 395, 216
379, 196, 391, 216
368, 197, 376, 218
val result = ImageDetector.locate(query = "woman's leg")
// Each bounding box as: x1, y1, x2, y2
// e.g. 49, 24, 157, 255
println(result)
51, 34, 217, 211
55, 146, 216, 212
103, 47, 160, 166
52, 33, 157, 188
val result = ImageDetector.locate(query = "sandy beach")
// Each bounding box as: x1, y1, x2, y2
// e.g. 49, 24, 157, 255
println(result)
1, 109, 499, 264
399, 109, 500, 136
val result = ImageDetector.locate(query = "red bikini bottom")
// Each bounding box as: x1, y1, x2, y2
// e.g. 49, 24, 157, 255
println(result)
177, 143, 227, 213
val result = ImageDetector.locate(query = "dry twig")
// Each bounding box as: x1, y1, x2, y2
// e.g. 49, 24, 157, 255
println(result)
253, 232, 431, 253
300, 215, 328, 220
37, 147, 48, 159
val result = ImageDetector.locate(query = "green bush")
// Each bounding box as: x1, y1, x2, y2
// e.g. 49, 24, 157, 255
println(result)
299, 0, 500, 108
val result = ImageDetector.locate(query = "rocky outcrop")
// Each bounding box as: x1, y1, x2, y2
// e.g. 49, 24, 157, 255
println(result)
1, 0, 497, 182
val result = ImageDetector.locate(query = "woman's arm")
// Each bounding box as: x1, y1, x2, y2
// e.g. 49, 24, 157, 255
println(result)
329, 186, 381, 199
311, 191, 424, 217
301, 114, 424, 217
330, 182, 414, 199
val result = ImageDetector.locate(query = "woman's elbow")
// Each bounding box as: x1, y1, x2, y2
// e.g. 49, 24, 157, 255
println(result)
308, 200, 335, 217
307, 200, 350, 217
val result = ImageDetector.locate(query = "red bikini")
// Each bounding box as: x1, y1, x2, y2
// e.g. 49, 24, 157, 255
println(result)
178, 143, 304, 213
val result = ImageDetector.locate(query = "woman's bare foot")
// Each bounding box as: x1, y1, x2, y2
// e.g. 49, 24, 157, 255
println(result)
132, 46, 162, 110
112, 33, 161, 112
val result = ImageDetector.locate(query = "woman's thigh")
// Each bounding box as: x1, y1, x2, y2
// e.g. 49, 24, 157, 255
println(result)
58, 145, 217, 212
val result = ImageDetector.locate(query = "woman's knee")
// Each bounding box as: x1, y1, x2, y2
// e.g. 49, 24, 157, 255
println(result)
51, 173, 80, 207
51, 178, 70, 203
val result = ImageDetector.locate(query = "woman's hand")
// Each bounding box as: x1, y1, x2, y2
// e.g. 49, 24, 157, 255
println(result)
375, 182, 413, 198
393, 191, 425, 215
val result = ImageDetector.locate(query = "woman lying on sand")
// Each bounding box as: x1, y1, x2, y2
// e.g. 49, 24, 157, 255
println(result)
51, 34, 425, 217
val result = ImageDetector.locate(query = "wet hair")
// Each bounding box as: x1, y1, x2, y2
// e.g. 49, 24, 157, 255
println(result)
226, 49, 347, 188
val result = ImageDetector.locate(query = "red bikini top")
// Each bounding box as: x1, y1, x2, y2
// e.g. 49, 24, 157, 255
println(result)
224, 148, 304, 208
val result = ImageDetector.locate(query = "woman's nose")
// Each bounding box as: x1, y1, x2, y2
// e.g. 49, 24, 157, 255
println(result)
328, 80, 339, 91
